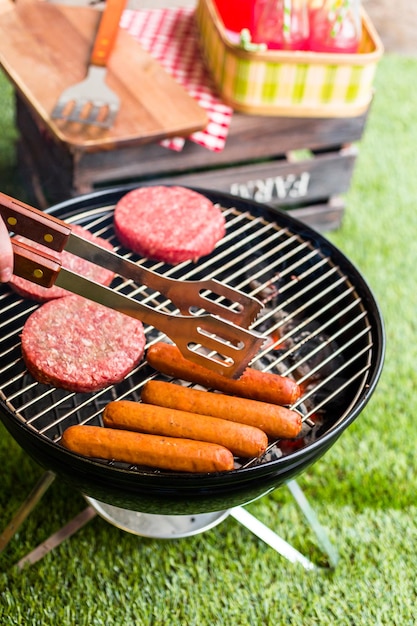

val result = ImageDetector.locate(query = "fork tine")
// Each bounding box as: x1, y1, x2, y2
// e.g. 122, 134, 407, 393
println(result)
105, 106, 119, 127
67, 101, 88, 123
51, 101, 69, 120
85, 102, 119, 128
85, 104, 103, 125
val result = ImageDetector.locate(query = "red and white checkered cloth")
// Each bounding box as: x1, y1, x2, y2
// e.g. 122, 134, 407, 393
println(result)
120, 7, 233, 152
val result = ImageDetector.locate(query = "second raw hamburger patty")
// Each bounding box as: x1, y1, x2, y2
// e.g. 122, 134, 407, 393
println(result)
21, 295, 146, 393
114, 186, 226, 264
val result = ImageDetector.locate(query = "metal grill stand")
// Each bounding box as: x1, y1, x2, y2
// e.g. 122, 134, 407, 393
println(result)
0, 471, 338, 570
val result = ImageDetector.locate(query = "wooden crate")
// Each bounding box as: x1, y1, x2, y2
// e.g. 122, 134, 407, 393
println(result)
15, 93, 369, 232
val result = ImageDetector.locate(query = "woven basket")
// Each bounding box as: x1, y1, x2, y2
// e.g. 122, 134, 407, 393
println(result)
195, 0, 384, 117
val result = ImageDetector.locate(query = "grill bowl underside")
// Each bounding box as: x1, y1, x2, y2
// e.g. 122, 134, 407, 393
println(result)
0, 186, 384, 514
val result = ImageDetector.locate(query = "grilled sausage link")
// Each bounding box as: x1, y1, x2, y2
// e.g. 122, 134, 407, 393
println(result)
141, 380, 302, 439
103, 400, 268, 458
61, 424, 234, 473
146, 342, 301, 406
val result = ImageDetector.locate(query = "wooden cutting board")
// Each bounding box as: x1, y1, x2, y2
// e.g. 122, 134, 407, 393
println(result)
0, 0, 208, 151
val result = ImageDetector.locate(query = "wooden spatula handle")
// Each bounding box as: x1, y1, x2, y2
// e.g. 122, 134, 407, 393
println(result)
90, 0, 127, 67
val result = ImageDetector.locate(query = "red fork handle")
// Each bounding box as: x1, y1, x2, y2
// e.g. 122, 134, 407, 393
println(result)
90, 0, 128, 67
0, 192, 71, 253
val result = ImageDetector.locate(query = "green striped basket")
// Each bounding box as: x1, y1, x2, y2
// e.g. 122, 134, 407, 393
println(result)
196, 0, 384, 117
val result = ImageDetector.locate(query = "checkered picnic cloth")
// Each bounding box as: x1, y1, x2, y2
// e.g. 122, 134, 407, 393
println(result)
120, 7, 233, 152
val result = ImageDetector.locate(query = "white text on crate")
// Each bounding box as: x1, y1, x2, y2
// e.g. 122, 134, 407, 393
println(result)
230, 173, 310, 203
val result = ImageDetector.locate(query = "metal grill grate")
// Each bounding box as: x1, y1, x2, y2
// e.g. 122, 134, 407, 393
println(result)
0, 196, 377, 474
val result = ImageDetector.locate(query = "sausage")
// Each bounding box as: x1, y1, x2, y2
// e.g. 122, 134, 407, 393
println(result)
61, 424, 234, 473
146, 342, 301, 406
103, 400, 268, 458
141, 380, 302, 439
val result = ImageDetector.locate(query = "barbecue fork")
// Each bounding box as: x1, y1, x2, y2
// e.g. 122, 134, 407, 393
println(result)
0, 192, 265, 378
51, 0, 127, 129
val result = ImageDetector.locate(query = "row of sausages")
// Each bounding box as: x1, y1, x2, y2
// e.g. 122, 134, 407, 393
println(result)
61, 342, 303, 473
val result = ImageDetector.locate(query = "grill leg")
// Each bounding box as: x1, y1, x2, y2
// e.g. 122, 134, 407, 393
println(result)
286, 479, 339, 568
230, 506, 317, 570
15, 506, 97, 570
0, 470, 56, 555
230, 479, 339, 570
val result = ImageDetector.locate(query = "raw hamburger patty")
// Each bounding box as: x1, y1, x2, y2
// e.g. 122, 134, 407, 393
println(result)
21, 295, 146, 393
10, 224, 115, 302
114, 186, 226, 264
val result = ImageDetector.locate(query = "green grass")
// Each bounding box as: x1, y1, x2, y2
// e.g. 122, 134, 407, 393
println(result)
1, 54, 417, 625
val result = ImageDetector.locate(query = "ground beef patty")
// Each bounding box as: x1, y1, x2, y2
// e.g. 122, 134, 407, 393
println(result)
21, 295, 146, 393
10, 224, 115, 302
114, 186, 226, 264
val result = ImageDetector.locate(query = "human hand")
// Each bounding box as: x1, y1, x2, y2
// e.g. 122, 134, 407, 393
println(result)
0, 217, 13, 282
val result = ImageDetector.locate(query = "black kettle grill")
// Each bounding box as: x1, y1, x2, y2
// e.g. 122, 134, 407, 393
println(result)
0, 186, 385, 554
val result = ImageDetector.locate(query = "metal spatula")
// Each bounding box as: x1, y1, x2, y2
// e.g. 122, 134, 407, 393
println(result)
51, 0, 127, 129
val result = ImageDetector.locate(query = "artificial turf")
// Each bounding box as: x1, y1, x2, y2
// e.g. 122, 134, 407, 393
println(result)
1, 52, 417, 625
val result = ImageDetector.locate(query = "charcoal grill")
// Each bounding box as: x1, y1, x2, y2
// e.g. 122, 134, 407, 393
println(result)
0, 186, 384, 565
